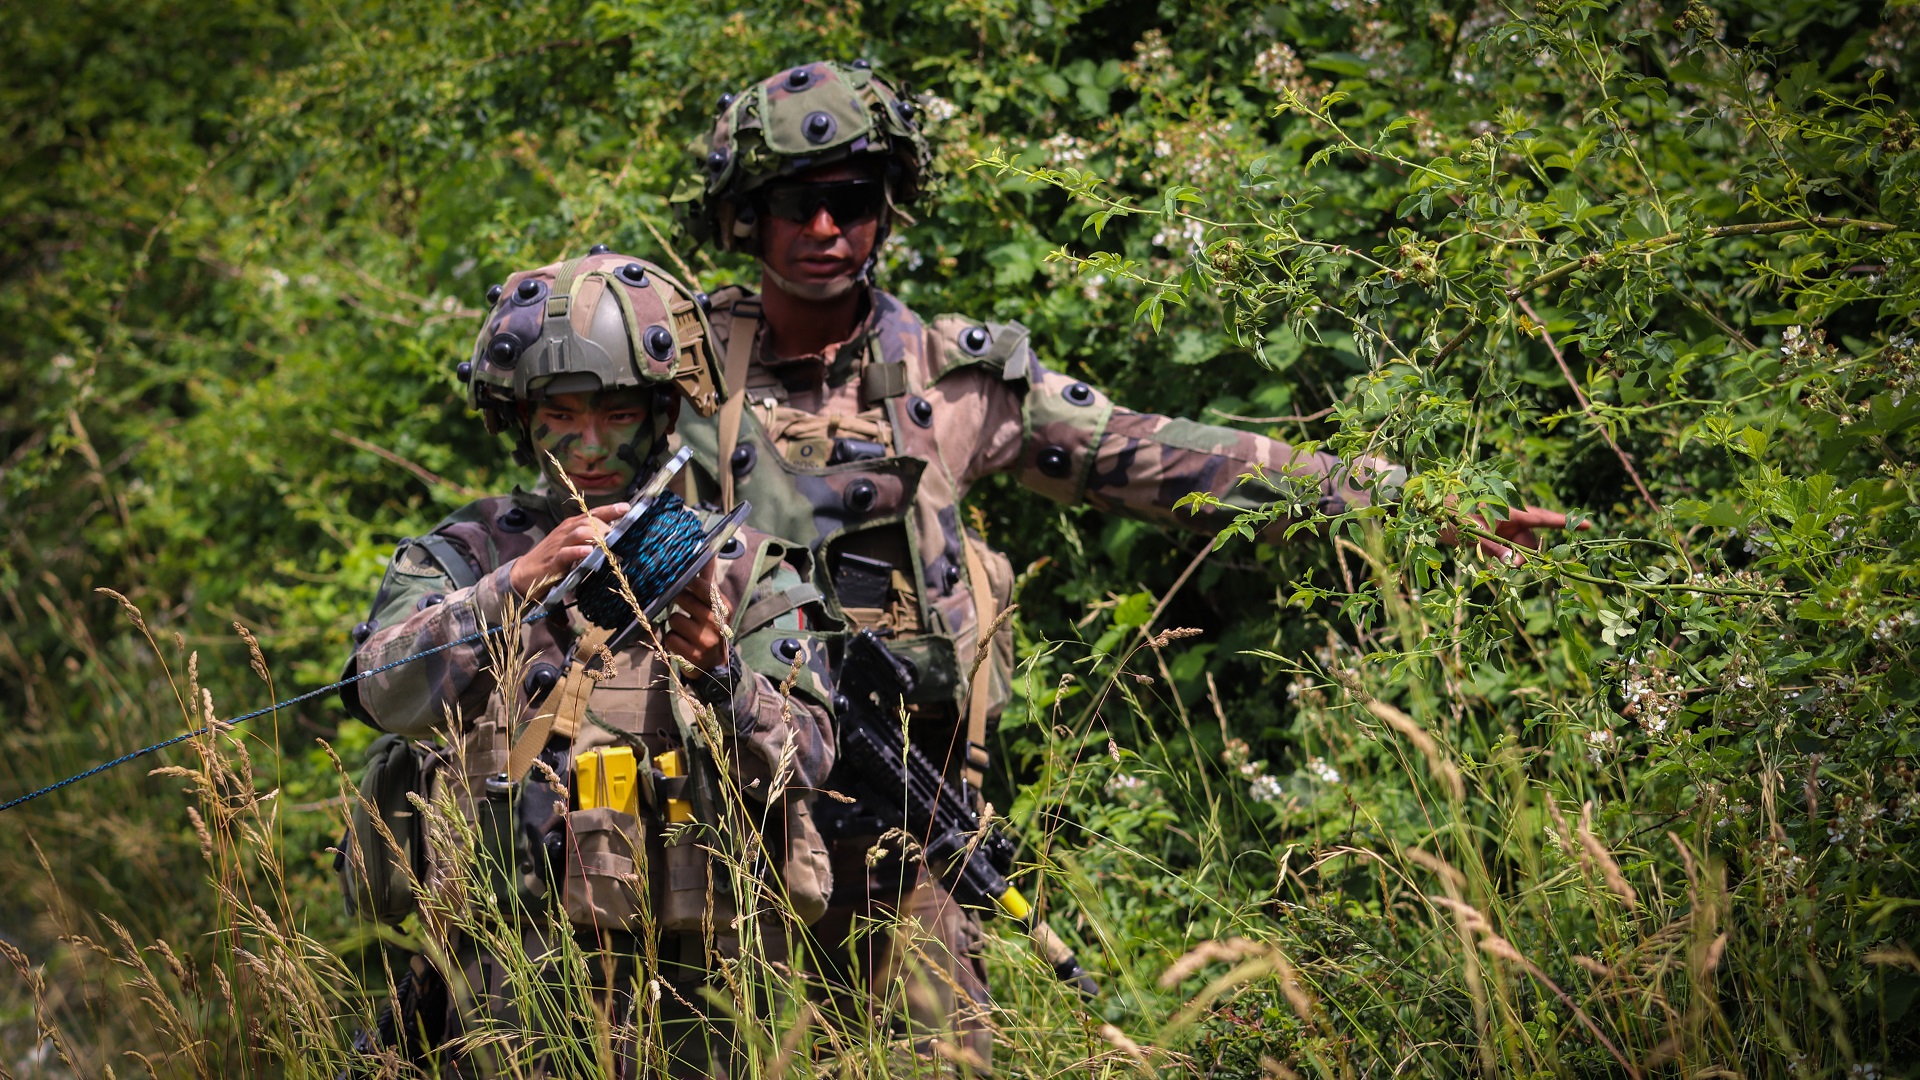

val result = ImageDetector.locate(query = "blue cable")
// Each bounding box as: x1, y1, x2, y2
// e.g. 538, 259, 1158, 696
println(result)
0, 622, 513, 814
1, 496, 715, 815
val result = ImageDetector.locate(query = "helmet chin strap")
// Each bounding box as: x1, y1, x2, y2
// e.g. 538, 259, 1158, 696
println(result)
760, 259, 860, 302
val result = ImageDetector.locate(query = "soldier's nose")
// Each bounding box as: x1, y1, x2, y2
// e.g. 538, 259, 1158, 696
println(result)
802, 205, 840, 239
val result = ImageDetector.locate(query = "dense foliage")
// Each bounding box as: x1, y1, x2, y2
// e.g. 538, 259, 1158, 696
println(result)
4, 0, 1919, 1075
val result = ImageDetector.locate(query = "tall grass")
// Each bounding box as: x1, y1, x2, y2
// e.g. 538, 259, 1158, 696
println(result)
4, 557, 1864, 1080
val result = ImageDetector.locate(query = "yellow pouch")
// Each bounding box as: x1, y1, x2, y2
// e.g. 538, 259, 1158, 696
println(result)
654, 750, 694, 824
575, 747, 639, 816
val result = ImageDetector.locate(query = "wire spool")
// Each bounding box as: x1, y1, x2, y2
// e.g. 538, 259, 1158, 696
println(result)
572, 492, 747, 631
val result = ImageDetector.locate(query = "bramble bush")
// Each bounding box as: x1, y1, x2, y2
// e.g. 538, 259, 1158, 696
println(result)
4, 0, 1919, 1076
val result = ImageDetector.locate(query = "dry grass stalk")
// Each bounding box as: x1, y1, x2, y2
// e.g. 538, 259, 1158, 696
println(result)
1364, 698, 1465, 801
1403, 846, 1467, 890
1260, 1054, 1306, 1080
1578, 800, 1638, 909
1159, 937, 1321, 1037
232, 620, 270, 684
1866, 946, 1920, 972
1099, 1022, 1151, 1066
1147, 626, 1203, 649
94, 587, 148, 636
1428, 895, 1643, 1079
965, 601, 1020, 690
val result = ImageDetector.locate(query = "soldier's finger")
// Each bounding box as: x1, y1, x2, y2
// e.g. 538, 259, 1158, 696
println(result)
674, 582, 717, 618
663, 623, 723, 670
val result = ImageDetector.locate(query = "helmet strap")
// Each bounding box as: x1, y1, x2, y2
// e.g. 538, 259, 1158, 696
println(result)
761, 258, 861, 301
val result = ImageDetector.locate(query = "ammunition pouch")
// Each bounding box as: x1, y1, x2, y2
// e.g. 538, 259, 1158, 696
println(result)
560, 807, 646, 931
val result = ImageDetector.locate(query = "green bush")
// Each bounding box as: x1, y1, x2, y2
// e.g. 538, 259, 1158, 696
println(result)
4, 0, 1918, 1076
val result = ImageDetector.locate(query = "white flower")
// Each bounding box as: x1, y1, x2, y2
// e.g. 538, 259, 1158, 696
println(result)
1253, 43, 1305, 84
1151, 217, 1206, 253
1306, 756, 1341, 784
1249, 774, 1286, 805
1586, 729, 1615, 765
920, 94, 958, 124
1042, 131, 1093, 168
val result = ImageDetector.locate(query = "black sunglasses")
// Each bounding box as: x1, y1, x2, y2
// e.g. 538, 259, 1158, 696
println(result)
758, 178, 888, 226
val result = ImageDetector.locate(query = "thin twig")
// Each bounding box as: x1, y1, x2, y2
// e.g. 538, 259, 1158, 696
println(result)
328, 429, 483, 499
1434, 216, 1895, 362
1141, 542, 1213, 643
1515, 298, 1663, 519
1206, 405, 1336, 425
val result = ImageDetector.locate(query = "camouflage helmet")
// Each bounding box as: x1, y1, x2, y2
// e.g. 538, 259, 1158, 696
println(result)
460, 251, 724, 461
674, 60, 933, 252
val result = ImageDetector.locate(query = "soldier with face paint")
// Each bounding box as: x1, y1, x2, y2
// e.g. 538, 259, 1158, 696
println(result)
671, 61, 1579, 1066
340, 251, 837, 1078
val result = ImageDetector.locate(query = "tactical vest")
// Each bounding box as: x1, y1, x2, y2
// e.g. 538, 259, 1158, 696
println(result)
350, 488, 835, 933
674, 290, 1016, 788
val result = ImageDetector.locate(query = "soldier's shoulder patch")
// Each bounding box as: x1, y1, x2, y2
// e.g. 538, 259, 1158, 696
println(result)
928, 314, 1033, 383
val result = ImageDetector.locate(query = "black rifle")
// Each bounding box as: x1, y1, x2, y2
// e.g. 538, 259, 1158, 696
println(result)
821, 629, 1098, 997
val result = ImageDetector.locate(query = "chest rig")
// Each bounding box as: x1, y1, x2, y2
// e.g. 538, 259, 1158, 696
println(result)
425, 479, 765, 938
675, 292, 1013, 791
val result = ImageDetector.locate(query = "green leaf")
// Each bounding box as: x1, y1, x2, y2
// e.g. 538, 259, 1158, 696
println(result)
1306, 53, 1372, 78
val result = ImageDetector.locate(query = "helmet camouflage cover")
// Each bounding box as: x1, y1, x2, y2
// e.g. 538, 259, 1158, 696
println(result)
463, 251, 725, 458
673, 60, 934, 252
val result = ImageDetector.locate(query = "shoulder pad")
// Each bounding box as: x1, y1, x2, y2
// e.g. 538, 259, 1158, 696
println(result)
427, 494, 518, 534
405, 534, 480, 590
709, 283, 755, 307
928, 315, 1034, 383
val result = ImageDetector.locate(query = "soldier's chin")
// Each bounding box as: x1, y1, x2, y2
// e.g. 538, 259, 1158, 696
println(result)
548, 469, 633, 508
762, 261, 858, 302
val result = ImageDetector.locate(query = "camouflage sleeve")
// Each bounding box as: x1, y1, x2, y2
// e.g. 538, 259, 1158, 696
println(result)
342, 538, 520, 741
930, 315, 1405, 539
709, 533, 836, 794
1021, 363, 1406, 536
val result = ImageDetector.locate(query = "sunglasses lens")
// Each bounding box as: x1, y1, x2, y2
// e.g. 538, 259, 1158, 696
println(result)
824, 185, 885, 223
762, 180, 886, 225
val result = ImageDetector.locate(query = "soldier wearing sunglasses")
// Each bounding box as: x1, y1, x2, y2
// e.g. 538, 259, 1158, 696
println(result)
670, 59, 1574, 1067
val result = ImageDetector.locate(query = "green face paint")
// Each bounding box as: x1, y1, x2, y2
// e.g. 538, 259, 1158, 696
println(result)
528, 389, 652, 502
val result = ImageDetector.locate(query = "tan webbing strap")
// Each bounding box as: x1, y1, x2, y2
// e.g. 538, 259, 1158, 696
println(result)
961, 537, 996, 789
505, 624, 612, 782
858, 357, 908, 406
717, 301, 761, 511
739, 583, 823, 635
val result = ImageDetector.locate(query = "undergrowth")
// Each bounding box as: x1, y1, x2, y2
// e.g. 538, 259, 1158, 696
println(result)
6, 0, 1920, 1077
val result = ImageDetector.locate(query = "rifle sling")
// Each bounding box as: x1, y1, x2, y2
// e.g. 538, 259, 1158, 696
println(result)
716, 300, 761, 512
961, 536, 995, 788
505, 624, 612, 782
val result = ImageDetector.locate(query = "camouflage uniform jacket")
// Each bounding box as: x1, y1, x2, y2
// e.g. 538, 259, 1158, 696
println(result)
340, 484, 836, 829
673, 284, 1400, 748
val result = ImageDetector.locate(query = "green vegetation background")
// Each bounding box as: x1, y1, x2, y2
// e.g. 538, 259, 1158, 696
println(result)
5, 0, 1920, 1075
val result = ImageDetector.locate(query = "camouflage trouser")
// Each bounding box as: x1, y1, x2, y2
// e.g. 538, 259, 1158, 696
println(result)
811, 860, 993, 1071
408, 926, 737, 1079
